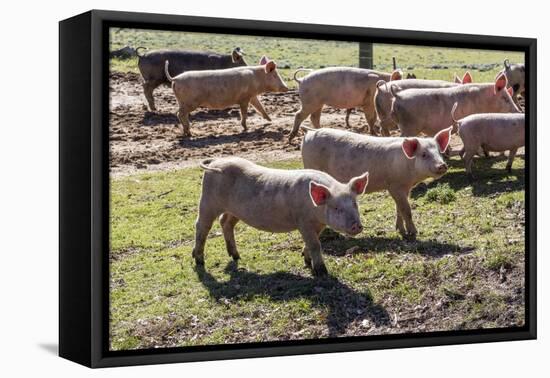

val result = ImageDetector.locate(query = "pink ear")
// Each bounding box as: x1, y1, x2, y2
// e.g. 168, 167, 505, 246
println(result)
390, 70, 402, 81
494, 73, 507, 93
265, 60, 276, 73
309, 182, 331, 206
462, 71, 473, 84
350, 172, 369, 195
507, 86, 514, 97
402, 138, 419, 159
435, 126, 452, 153
454, 75, 462, 84
259, 56, 268, 65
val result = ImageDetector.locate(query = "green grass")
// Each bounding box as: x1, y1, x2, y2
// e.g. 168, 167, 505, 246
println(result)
110, 154, 525, 350
109, 28, 524, 88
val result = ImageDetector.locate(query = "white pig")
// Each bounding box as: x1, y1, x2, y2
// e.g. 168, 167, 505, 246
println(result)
390, 73, 520, 137
301, 126, 452, 240
452, 103, 525, 177
374, 72, 472, 136
166, 56, 289, 136
288, 67, 402, 141
193, 157, 369, 277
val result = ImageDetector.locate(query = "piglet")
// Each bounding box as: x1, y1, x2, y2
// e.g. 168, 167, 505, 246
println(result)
452, 102, 525, 177
192, 157, 369, 277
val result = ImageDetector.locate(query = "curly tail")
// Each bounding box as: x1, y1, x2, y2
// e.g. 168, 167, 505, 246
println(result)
292, 68, 313, 84
450, 102, 462, 134
199, 159, 222, 173
164, 60, 174, 82
135, 46, 147, 57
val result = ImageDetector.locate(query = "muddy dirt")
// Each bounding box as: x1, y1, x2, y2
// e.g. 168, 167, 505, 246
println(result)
109, 72, 515, 176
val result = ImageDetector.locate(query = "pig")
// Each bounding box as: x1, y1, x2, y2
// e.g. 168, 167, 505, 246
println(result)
374, 72, 472, 136
390, 73, 520, 138
288, 67, 403, 141
451, 103, 525, 177
502, 59, 526, 106
301, 126, 452, 240
137, 47, 247, 111
166, 56, 289, 137
192, 157, 369, 277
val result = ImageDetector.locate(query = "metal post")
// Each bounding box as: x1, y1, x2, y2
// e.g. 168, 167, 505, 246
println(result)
359, 42, 373, 69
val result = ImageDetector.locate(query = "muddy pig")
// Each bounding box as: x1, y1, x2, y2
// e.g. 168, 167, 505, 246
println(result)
390, 73, 520, 137
374, 72, 472, 136
137, 47, 247, 111
193, 157, 369, 277
451, 103, 525, 177
502, 59, 526, 107
288, 67, 402, 141
301, 126, 452, 240
166, 56, 289, 136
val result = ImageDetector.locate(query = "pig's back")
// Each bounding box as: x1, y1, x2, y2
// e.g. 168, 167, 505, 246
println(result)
459, 113, 525, 151
302, 128, 404, 190
202, 157, 334, 231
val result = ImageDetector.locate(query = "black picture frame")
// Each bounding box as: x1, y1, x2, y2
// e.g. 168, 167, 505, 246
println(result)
59, 9, 537, 368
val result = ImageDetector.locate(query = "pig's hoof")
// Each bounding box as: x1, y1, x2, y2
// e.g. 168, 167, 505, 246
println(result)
506, 166, 512, 173
403, 233, 417, 242
312, 264, 328, 277
232, 254, 240, 262
303, 257, 312, 268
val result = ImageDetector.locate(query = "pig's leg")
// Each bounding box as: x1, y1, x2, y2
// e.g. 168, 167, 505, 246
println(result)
239, 101, 250, 131
289, 107, 312, 142
345, 109, 352, 128
192, 208, 221, 265
361, 103, 378, 136
142, 80, 161, 112
389, 187, 416, 240
250, 97, 271, 122
177, 104, 195, 137
462, 150, 476, 179
301, 246, 312, 268
309, 108, 323, 129
299, 226, 327, 277
219, 213, 240, 261
506, 148, 518, 172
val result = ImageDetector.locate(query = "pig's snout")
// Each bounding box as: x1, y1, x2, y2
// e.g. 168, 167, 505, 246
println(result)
436, 162, 448, 174
349, 222, 363, 235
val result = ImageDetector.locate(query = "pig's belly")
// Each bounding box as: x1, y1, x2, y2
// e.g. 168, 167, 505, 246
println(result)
225, 209, 297, 234
324, 89, 365, 108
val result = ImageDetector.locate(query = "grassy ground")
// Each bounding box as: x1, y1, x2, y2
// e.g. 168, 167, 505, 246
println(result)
110, 155, 525, 350
109, 28, 524, 88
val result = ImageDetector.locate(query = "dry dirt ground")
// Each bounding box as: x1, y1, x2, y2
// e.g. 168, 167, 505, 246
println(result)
110, 72, 471, 176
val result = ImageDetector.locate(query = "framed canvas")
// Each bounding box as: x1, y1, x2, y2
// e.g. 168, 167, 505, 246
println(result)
59, 9, 537, 368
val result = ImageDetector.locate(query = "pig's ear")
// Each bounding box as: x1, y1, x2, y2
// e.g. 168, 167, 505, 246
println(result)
454, 74, 462, 84
507, 86, 514, 97
462, 71, 473, 84
309, 181, 331, 206
402, 138, 419, 159
494, 73, 508, 94
349, 172, 369, 195
259, 56, 268, 65
434, 126, 452, 153
390, 70, 402, 81
265, 60, 277, 73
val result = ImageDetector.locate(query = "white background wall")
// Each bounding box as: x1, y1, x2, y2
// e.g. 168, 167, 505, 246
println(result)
0, 0, 546, 376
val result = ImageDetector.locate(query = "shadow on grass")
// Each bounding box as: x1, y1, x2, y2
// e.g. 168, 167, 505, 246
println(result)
195, 261, 390, 337
412, 155, 525, 199
319, 229, 474, 258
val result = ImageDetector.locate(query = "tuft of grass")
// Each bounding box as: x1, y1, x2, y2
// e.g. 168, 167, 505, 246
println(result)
424, 183, 457, 204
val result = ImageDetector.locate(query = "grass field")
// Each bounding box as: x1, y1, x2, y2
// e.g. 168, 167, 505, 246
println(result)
110, 155, 525, 350
109, 28, 524, 88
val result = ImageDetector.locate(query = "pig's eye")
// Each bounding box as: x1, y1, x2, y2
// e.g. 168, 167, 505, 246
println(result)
422, 152, 428, 159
